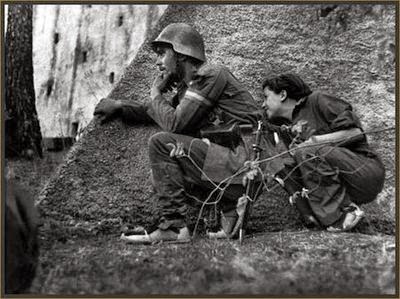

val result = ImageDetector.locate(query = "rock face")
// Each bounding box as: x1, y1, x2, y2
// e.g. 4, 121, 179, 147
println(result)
32, 4, 167, 138
38, 4, 395, 236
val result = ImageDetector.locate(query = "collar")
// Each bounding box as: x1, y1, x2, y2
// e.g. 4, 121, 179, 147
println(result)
177, 80, 188, 91
186, 63, 205, 86
295, 96, 308, 107
183, 76, 192, 86
292, 96, 308, 120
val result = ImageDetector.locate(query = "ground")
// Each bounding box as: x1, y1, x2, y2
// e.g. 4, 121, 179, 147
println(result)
30, 231, 395, 295
6, 149, 396, 296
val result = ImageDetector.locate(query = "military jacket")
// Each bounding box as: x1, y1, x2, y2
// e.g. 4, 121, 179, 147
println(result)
145, 64, 262, 134
119, 64, 264, 184
286, 91, 377, 156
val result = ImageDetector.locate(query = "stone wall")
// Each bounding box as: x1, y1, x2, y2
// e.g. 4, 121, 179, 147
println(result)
32, 4, 167, 138
39, 4, 396, 236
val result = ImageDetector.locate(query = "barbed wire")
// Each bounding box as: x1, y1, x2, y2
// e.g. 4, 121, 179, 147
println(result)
33, 123, 395, 238
254, 127, 395, 166
180, 126, 396, 238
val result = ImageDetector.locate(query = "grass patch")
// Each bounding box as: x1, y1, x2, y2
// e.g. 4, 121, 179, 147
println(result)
29, 232, 395, 295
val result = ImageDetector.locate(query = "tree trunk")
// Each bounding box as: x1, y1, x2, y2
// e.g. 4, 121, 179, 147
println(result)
5, 4, 42, 159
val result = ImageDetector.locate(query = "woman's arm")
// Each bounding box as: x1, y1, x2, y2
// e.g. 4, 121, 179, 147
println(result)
303, 127, 364, 147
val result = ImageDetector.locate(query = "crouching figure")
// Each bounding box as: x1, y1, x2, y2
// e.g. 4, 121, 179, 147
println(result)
94, 23, 266, 243
261, 73, 385, 232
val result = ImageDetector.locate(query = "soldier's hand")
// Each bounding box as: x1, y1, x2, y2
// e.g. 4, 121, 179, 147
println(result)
151, 71, 176, 98
167, 142, 185, 158
93, 98, 122, 124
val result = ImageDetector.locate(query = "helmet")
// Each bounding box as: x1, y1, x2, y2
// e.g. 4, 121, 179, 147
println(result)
151, 23, 206, 62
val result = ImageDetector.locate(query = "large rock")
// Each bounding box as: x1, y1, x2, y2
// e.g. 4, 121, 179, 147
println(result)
38, 4, 395, 237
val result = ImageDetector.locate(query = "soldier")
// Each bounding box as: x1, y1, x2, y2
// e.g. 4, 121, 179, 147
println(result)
94, 23, 269, 243
262, 73, 385, 232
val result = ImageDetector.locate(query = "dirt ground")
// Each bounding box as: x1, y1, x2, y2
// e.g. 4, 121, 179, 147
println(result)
6, 150, 397, 296
29, 229, 395, 295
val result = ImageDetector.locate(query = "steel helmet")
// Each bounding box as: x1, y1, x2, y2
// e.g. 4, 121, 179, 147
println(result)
151, 23, 206, 63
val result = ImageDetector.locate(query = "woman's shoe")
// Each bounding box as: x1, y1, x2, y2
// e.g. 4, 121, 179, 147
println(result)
327, 203, 364, 232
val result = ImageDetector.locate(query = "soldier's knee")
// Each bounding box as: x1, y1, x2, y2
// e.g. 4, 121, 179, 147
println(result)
148, 132, 174, 149
148, 132, 176, 160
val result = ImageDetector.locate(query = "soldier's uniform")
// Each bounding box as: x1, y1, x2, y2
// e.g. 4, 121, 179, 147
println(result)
272, 91, 385, 226
116, 63, 271, 229
95, 24, 281, 239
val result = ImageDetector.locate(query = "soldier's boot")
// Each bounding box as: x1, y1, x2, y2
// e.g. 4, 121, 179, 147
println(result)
207, 209, 238, 239
121, 162, 191, 244
121, 226, 191, 244
275, 169, 320, 229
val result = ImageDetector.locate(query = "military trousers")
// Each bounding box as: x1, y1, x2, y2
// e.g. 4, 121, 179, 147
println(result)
148, 131, 247, 229
291, 145, 385, 226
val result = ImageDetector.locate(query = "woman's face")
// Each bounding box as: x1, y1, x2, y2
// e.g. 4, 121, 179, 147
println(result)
262, 87, 285, 120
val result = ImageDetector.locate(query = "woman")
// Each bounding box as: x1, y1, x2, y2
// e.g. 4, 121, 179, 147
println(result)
261, 73, 385, 232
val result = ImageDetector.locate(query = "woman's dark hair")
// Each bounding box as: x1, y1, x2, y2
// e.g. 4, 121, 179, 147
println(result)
262, 73, 312, 101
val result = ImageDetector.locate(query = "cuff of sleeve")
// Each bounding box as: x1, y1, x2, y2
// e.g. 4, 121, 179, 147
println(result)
145, 94, 165, 116
147, 94, 165, 110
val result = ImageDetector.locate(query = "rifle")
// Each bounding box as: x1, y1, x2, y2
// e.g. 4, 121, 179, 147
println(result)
229, 120, 264, 244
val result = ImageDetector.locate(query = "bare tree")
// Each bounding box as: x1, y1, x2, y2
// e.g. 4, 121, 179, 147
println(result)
5, 4, 42, 159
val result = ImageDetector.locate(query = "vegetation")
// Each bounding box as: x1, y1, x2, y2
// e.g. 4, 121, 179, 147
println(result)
5, 4, 42, 159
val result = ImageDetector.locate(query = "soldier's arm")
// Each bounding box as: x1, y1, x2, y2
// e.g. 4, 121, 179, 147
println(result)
118, 101, 155, 125
146, 91, 213, 134
94, 98, 154, 125
146, 67, 226, 134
